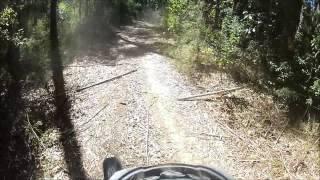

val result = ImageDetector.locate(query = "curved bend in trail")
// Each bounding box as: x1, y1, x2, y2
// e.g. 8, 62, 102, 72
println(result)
65, 22, 233, 178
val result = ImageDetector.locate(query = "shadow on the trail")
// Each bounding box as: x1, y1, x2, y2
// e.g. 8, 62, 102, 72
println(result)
51, 82, 88, 180
117, 35, 171, 56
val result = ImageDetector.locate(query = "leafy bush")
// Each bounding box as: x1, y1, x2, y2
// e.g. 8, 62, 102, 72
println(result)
164, 0, 320, 116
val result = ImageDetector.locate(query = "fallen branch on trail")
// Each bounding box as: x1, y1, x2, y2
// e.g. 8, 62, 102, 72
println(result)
79, 102, 109, 128
177, 87, 243, 101
76, 69, 138, 92
64, 64, 120, 68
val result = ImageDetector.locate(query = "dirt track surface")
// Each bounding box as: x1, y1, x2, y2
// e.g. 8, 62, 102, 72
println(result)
64, 22, 232, 178
42, 21, 319, 179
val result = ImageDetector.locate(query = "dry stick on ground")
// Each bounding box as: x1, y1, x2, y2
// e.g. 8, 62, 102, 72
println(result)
64, 64, 120, 68
26, 113, 45, 149
279, 151, 295, 179
276, 121, 289, 143
216, 120, 261, 151
314, 137, 320, 145
78, 102, 110, 131
238, 159, 266, 162
177, 87, 243, 101
76, 69, 138, 92
83, 103, 109, 126
195, 132, 229, 139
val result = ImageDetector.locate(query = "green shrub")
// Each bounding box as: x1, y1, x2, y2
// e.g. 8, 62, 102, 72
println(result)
163, 0, 320, 114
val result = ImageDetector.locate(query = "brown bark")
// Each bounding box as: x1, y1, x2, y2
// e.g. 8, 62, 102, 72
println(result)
202, 0, 215, 30
202, 0, 222, 30
213, 0, 222, 30
79, 0, 82, 20
233, 0, 248, 18
50, 0, 67, 125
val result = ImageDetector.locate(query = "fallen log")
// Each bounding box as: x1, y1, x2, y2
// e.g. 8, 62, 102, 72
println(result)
76, 69, 137, 92
177, 87, 243, 101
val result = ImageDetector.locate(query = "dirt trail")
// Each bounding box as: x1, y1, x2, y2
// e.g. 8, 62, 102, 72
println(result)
47, 21, 319, 179
142, 54, 227, 164
63, 22, 231, 178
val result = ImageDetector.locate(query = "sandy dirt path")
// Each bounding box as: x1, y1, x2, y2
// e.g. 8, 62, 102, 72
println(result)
40, 21, 319, 180
63, 22, 232, 178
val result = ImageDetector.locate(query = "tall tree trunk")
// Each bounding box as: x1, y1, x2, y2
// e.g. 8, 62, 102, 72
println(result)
79, 0, 82, 20
202, 0, 215, 30
279, 0, 303, 55
213, 0, 222, 30
233, 0, 248, 18
50, 0, 67, 126
85, 0, 89, 16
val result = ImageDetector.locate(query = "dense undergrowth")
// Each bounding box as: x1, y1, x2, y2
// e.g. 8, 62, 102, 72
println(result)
163, 0, 320, 122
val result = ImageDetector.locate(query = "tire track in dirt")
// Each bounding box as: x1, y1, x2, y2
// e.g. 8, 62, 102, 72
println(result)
143, 55, 198, 163
141, 53, 227, 165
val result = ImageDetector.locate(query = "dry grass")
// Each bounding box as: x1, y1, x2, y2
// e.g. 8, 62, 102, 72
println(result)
142, 25, 320, 178
37, 129, 69, 179
191, 73, 320, 179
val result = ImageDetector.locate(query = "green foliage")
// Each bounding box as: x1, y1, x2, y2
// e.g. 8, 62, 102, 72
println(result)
164, 0, 320, 112
213, 10, 243, 66
0, 7, 24, 46
164, 0, 243, 68
311, 80, 320, 97
22, 18, 50, 83
165, 0, 193, 33
275, 87, 299, 104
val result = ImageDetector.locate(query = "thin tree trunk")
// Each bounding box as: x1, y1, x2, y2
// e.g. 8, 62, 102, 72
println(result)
50, 0, 67, 126
79, 0, 82, 20
214, 0, 222, 30
85, 0, 89, 16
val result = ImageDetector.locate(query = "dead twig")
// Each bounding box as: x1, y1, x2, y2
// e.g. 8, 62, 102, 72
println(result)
76, 69, 138, 92
196, 132, 229, 139
78, 102, 109, 130
26, 113, 45, 149
216, 120, 261, 152
314, 137, 320, 146
64, 64, 119, 68
177, 87, 243, 101
238, 159, 266, 162
276, 121, 289, 143
279, 151, 295, 179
